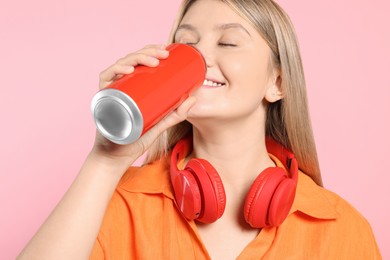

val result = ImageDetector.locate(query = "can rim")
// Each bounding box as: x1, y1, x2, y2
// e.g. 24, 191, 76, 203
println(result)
91, 88, 143, 145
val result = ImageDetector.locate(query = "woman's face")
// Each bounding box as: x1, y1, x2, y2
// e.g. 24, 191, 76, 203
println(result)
174, 0, 278, 123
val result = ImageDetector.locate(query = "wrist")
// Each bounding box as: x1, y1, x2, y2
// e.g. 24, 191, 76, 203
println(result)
85, 150, 135, 178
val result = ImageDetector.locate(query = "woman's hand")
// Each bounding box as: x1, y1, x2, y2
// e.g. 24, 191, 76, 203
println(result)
17, 44, 196, 260
91, 44, 196, 168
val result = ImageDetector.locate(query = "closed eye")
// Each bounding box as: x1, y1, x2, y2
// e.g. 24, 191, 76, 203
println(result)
219, 42, 237, 47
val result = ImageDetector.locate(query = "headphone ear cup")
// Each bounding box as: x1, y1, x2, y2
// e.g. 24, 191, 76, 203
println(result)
186, 158, 226, 223
268, 178, 297, 226
171, 169, 202, 220
244, 167, 286, 228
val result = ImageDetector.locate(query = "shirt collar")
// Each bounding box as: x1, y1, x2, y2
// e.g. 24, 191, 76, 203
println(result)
290, 172, 340, 219
119, 155, 175, 200
120, 153, 340, 221
270, 154, 339, 220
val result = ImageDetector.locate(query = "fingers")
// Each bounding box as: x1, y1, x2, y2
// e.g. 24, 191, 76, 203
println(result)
119, 44, 169, 66
136, 96, 197, 149
92, 95, 197, 165
159, 96, 197, 130
94, 44, 194, 158
99, 44, 170, 90
99, 65, 135, 89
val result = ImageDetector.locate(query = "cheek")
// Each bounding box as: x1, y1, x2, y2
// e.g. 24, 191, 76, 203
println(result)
221, 53, 270, 95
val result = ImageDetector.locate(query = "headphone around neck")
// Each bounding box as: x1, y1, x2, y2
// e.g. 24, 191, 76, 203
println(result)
170, 136, 298, 228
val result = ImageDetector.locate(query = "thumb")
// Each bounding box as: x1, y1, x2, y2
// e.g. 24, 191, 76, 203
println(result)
168, 96, 197, 126
136, 96, 196, 147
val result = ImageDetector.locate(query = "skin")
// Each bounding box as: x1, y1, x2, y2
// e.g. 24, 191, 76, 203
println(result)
175, 0, 283, 258
18, 0, 283, 259
17, 45, 196, 259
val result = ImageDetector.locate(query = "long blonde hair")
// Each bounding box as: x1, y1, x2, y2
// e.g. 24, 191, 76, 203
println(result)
145, 0, 323, 187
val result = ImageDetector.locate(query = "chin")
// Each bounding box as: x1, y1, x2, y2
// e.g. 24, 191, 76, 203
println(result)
187, 103, 220, 118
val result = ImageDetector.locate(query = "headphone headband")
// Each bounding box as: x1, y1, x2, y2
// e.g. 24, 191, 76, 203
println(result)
265, 138, 298, 182
170, 136, 191, 176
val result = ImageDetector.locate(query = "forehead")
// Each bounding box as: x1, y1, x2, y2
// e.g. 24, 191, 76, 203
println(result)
180, 0, 254, 31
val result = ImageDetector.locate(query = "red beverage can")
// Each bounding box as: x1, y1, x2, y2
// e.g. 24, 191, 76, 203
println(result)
91, 44, 206, 144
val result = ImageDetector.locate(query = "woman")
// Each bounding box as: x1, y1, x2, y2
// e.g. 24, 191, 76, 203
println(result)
18, 0, 381, 259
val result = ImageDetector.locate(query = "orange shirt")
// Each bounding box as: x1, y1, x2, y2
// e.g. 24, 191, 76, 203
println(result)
90, 154, 381, 259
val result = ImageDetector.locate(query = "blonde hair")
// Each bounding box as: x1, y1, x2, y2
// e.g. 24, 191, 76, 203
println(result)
145, 0, 323, 187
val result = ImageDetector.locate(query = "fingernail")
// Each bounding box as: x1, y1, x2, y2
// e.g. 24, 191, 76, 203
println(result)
159, 49, 169, 56
126, 66, 134, 72
149, 57, 159, 65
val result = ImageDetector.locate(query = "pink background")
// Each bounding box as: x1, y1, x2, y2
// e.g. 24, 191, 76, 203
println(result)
1, 0, 389, 259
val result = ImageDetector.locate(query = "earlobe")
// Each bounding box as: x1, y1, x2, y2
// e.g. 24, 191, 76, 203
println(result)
265, 76, 283, 103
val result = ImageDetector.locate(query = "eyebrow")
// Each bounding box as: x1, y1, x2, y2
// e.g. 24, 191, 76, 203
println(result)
175, 23, 252, 37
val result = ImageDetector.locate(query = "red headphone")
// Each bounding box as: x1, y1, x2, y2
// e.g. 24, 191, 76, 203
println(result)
170, 136, 298, 228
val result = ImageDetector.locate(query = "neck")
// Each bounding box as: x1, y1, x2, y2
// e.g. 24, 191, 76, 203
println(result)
185, 108, 277, 226
188, 117, 275, 189
187, 120, 276, 230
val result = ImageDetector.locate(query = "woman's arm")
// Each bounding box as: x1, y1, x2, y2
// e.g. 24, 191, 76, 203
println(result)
17, 152, 131, 259
17, 44, 196, 259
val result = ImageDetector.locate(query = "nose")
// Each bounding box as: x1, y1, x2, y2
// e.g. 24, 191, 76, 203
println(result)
193, 42, 215, 68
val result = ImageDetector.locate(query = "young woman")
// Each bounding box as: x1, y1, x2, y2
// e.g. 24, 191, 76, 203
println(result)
18, 0, 381, 259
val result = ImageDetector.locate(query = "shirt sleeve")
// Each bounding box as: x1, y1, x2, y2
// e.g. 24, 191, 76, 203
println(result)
89, 234, 105, 259
357, 217, 382, 259
331, 194, 382, 259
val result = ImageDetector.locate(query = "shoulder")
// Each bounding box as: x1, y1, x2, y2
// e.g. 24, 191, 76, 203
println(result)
294, 172, 369, 223
321, 185, 369, 225
290, 172, 381, 258
310, 177, 373, 232
91, 155, 204, 259
295, 172, 375, 230
320, 184, 380, 245
98, 155, 175, 227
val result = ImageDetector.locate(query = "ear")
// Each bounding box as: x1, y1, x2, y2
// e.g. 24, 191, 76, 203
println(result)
265, 73, 283, 103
